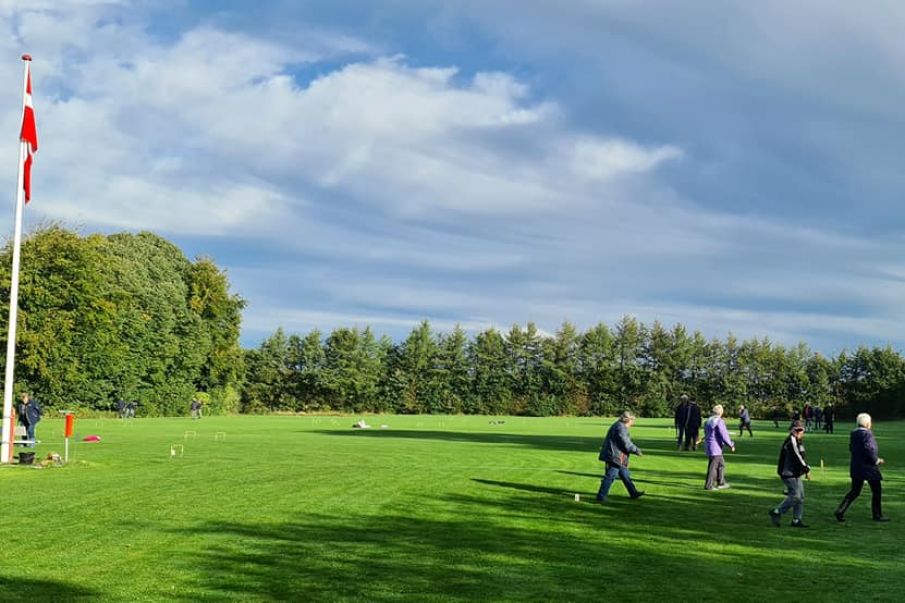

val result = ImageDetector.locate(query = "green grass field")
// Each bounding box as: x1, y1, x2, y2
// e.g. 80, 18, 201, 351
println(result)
1, 415, 901, 601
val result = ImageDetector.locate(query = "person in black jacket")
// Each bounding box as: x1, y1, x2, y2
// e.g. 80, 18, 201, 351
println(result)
596, 412, 645, 502
683, 399, 702, 451
835, 413, 888, 522
674, 395, 689, 449
823, 405, 835, 434
768, 420, 810, 527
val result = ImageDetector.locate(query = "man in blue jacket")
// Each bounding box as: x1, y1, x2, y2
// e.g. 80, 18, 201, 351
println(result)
835, 413, 889, 522
596, 411, 645, 502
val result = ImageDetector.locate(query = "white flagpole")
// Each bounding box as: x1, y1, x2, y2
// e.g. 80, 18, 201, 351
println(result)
1, 56, 32, 464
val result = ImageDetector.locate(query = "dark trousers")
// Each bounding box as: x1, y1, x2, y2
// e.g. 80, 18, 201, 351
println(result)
824, 421, 834, 434
683, 428, 699, 450
597, 462, 640, 500
705, 455, 727, 490
739, 421, 753, 437
676, 425, 685, 448
838, 478, 882, 518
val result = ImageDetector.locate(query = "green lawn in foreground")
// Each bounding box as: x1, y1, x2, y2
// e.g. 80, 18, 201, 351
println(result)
0, 415, 901, 602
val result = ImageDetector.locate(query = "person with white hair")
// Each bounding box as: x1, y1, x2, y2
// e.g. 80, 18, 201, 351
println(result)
835, 413, 889, 522
703, 404, 735, 490
595, 411, 645, 502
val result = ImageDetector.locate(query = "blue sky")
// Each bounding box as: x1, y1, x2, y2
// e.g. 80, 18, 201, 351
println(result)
2, 0, 905, 353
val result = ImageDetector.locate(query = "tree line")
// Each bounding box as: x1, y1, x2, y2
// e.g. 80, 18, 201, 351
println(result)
5, 226, 905, 419
242, 318, 905, 419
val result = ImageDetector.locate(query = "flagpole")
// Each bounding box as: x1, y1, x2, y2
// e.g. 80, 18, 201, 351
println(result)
1, 55, 32, 464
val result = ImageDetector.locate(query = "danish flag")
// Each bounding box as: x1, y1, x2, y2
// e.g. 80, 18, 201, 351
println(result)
20, 59, 38, 203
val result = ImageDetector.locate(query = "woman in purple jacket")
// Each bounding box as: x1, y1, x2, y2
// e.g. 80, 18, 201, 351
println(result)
835, 413, 889, 522
704, 405, 735, 490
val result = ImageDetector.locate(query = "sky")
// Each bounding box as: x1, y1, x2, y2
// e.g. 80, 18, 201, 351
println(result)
2, 0, 905, 354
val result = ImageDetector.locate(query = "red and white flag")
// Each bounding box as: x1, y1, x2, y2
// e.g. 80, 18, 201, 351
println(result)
19, 62, 38, 203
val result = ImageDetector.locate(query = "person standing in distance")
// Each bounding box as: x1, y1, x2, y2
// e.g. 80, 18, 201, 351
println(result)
835, 413, 889, 522
769, 420, 810, 528
683, 397, 702, 451
675, 395, 689, 450
823, 405, 835, 434
16, 392, 42, 448
703, 405, 735, 490
596, 411, 645, 502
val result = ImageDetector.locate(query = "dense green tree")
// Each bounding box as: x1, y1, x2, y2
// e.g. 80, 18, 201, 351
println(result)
469, 328, 511, 414
321, 327, 383, 412
578, 323, 619, 415
614, 316, 647, 411
0, 227, 243, 415
435, 325, 471, 414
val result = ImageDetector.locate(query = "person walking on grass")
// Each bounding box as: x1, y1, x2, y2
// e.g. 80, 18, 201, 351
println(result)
704, 405, 735, 491
835, 413, 889, 523
675, 395, 689, 449
738, 404, 753, 437
596, 411, 645, 502
769, 420, 810, 528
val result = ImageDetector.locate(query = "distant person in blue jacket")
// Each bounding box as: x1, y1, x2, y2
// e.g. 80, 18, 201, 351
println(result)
16, 392, 42, 447
596, 412, 645, 502
835, 413, 889, 522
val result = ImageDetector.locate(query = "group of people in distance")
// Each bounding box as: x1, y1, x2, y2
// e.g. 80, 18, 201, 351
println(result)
596, 399, 890, 527
772, 403, 836, 434
115, 399, 138, 419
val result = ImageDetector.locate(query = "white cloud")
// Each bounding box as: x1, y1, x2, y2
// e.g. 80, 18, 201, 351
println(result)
569, 139, 682, 181
4, 1, 905, 353
2, 9, 688, 235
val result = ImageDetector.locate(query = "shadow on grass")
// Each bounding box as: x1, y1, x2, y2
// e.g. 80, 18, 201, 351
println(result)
315, 428, 602, 454
317, 428, 853, 472
169, 491, 899, 603
0, 576, 98, 600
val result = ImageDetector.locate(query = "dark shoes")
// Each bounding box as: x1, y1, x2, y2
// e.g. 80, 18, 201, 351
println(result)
630, 491, 646, 500
790, 520, 809, 528
834, 510, 846, 523
768, 509, 781, 527
873, 516, 891, 522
